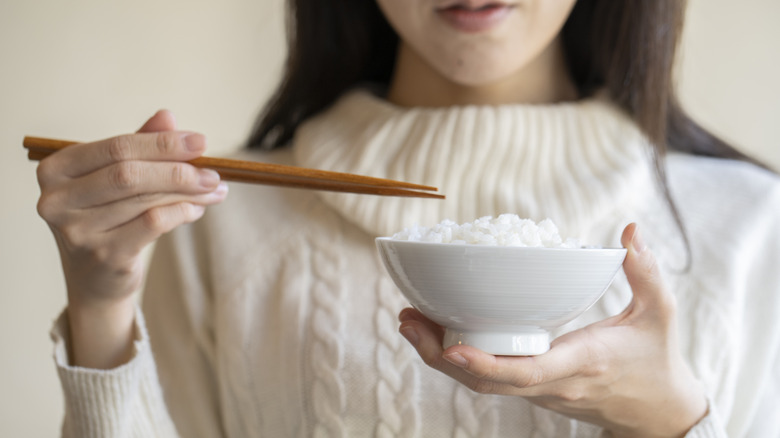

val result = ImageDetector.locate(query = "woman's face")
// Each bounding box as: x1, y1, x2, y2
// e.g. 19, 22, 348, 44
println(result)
376, 0, 577, 86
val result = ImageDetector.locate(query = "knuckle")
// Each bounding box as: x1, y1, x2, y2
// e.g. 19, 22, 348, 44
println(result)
584, 359, 609, 378
420, 351, 440, 368
418, 349, 449, 371
470, 363, 496, 381
468, 380, 498, 395
169, 163, 192, 186
107, 136, 134, 162
35, 159, 56, 186
141, 207, 168, 233
92, 246, 118, 268
514, 367, 544, 388
155, 132, 178, 156
553, 387, 585, 403
109, 162, 141, 191
36, 191, 68, 225
36, 193, 57, 221
469, 367, 490, 380
59, 223, 85, 248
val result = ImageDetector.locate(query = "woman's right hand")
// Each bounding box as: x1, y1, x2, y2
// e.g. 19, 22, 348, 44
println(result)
37, 110, 228, 368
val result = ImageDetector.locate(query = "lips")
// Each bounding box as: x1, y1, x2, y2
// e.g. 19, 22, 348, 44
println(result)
435, 1, 515, 33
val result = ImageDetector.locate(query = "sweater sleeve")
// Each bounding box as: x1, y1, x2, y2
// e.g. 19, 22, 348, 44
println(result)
666, 156, 780, 437
51, 219, 225, 437
51, 307, 179, 438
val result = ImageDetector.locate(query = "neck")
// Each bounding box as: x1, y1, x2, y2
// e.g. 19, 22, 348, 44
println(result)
293, 89, 651, 240
386, 37, 578, 107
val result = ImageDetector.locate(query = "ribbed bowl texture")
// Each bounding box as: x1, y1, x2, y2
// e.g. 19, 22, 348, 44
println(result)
376, 237, 626, 355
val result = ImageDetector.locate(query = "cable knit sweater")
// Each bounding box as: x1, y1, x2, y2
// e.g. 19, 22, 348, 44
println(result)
51, 90, 780, 437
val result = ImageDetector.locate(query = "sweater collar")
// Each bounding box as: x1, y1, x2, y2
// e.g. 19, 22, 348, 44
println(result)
292, 89, 654, 242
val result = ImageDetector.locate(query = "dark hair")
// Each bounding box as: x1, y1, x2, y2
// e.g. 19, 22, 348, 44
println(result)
248, 0, 397, 148
248, 0, 763, 265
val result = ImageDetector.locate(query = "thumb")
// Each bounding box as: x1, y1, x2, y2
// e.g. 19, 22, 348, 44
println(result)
620, 223, 675, 321
137, 109, 177, 133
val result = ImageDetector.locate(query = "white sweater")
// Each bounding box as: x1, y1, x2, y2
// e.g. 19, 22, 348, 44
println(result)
52, 90, 780, 437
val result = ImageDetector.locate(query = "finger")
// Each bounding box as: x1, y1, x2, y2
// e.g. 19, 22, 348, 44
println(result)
441, 332, 588, 391
58, 161, 222, 208
137, 109, 177, 133
398, 313, 470, 378
36, 110, 181, 188
400, 307, 593, 395
399, 309, 539, 396
620, 223, 675, 322
38, 131, 208, 183
104, 202, 208, 258
401, 315, 549, 396
398, 307, 446, 338
74, 182, 228, 233
398, 307, 419, 323
398, 318, 506, 393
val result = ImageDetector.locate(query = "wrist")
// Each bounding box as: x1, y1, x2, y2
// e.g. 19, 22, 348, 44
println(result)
66, 295, 137, 369
659, 366, 709, 437
611, 380, 708, 438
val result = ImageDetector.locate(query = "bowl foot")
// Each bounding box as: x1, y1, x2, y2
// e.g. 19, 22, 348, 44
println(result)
443, 329, 550, 356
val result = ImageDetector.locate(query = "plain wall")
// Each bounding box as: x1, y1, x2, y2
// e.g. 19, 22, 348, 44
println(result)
0, 0, 777, 436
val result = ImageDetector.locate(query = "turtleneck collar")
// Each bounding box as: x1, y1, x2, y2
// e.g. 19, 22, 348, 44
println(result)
292, 89, 655, 242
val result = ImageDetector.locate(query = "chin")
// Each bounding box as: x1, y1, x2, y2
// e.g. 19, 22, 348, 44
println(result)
427, 43, 528, 86
444, 68, 512, 87
437, 58, 519, 87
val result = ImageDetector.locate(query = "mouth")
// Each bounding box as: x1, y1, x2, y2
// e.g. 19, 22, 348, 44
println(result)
435, 1, 516, 33
436, 0, 515, 9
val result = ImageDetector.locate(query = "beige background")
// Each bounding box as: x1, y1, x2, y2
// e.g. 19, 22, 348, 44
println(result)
0, 0, 777, 435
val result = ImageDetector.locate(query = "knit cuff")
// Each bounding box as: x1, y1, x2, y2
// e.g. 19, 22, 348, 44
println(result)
51, 307, 178, 438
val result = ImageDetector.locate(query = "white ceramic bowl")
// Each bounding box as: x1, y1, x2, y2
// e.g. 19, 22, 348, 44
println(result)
376, 238, 626, 355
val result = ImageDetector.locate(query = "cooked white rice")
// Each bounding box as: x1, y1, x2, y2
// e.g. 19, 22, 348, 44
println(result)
391, 214, 580, 248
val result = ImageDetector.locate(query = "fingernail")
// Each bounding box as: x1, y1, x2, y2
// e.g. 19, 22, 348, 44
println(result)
183, 133, 205, 152
206, 181, 229, 199
399, 326, 419, 347
632, 225, 647, 254
200, 169, 220, 188
444, 352, 468, 368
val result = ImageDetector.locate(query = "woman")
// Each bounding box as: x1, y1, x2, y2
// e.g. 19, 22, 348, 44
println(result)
39, 0, 779, 436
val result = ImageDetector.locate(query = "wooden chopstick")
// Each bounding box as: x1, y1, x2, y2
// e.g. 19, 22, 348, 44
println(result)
24, 136, 445, 199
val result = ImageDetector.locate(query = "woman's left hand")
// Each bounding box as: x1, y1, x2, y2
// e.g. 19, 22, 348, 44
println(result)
398, 223, 708, 438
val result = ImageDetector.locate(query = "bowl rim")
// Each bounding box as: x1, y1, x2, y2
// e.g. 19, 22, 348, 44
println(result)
375, 236, 626, 252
